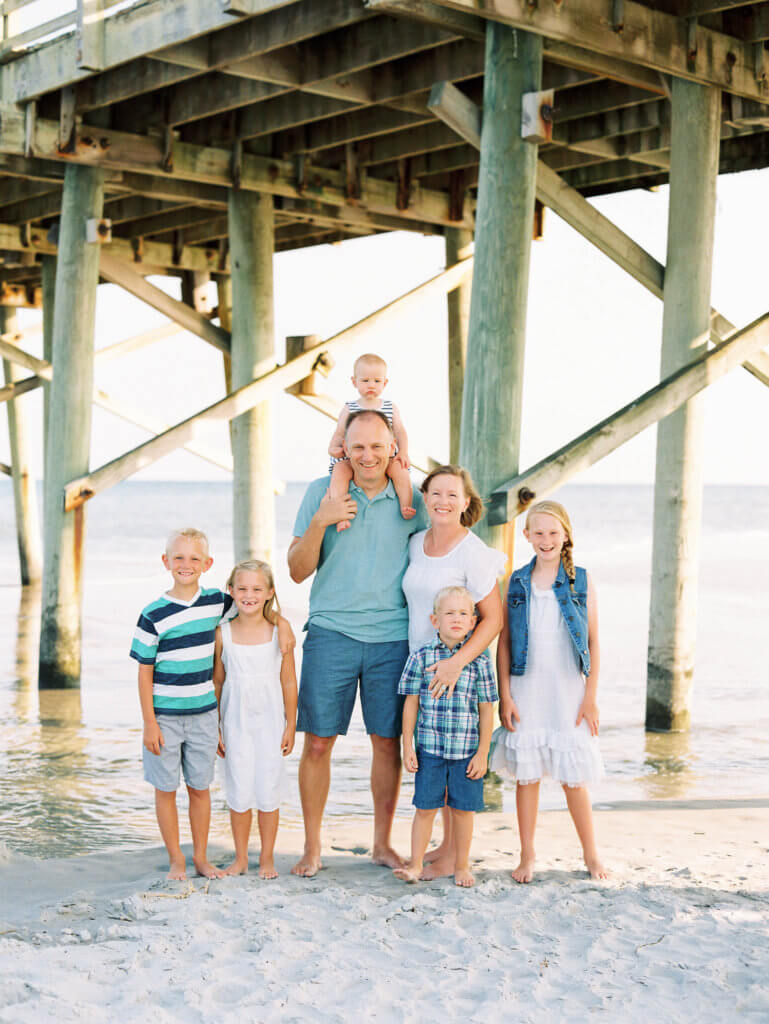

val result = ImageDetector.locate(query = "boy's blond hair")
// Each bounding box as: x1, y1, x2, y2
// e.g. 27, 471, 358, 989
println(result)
353, 353, 387, 376
165, 527, 210, 555
432, 585, 475, 615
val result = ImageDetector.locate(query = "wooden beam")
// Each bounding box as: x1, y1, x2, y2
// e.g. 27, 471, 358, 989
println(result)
0, 374, 42, 404
429, 80, 769, 384
1, 108, 474, 230
0, 334, 233, 472
62, 255, 475, 509
1, 0, 301, 102
95, 323, 184, 362
75, 59, 201, 113
417, 0, 769, 102
488, 307, 769, 525
98, 253, 231, 353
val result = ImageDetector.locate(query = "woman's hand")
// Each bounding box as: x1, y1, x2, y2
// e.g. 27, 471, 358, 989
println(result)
426, 655, 462, 699
576, 698, 599, 736
499, 698, 520, 732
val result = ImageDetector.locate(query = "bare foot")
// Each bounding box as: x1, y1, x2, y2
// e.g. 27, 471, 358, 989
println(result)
511, 856, 536, 883
193, 858, 224, 879
585, 856, 609, 880
394, 864, 422, 883
419, 856, 455, 880
167, 859, 187, 881
372, 846, 405, 869
336, 520, 351, 533
400, 505, 416, 520
454, 868, 475, 888
258, 859, 278, 880
424, 844, 450, 865
291, 852, 322, 877
223, 858, 249, 876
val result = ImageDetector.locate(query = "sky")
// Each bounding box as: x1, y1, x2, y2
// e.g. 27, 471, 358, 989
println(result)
2, 161, 768, 489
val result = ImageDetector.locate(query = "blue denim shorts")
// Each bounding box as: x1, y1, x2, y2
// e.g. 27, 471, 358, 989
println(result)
413, 748, 484, 812
298, 624, 409, 738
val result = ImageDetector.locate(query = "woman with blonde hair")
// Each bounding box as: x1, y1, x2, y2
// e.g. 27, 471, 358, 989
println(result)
400, 464, 505, 879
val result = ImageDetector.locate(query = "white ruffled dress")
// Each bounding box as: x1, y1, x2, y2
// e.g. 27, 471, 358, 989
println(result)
219, 621, 287, 813
490, 582, 604, 787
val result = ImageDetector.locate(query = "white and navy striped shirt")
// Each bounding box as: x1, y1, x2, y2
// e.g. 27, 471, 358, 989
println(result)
130, 588, 234, 716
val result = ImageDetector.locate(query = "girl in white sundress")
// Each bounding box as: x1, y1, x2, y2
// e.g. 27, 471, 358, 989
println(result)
213, 560, 297, 878
490, 501, 608, 883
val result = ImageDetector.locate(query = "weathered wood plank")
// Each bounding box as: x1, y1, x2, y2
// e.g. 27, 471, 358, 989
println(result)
63, 255, 474, 508
98, 252, 231, 352
421, 0, 769, 102
488, 306, 769, 526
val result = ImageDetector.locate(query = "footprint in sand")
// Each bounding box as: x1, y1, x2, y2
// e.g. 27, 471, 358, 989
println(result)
331, 845, 369, 855
211, 982, 251, 1004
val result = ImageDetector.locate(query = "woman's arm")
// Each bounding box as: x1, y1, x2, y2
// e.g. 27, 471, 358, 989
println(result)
279, 648, 298, 755
427, 583, 504, 697
576, 573, 600, 735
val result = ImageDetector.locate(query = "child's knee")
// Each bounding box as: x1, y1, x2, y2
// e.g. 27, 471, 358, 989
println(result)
186, 785, 210, 799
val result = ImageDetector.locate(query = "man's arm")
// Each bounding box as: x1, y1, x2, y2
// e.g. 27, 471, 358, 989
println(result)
288, 492, 357, 582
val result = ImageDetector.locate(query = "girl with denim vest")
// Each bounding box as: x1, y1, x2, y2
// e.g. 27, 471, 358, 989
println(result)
489, 501, 607, 882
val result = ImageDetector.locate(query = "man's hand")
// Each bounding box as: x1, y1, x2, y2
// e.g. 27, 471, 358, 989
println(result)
281, 725, 295, 756
316, 491, 357, 528
466, 750, 488, 780
403, 745, 419, 773
576, 697, 600, 736
499, 698, 520, 732
143, 720, 164, 756
426, 655, 462, 699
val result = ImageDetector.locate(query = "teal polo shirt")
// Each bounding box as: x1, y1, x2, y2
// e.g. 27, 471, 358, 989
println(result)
293, 476, 428, 643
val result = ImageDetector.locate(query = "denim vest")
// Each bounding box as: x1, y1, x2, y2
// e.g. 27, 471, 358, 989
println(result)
507, 557, 590, 676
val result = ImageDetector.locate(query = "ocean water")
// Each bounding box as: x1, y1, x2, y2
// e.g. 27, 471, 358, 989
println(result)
0, 480, 767, 859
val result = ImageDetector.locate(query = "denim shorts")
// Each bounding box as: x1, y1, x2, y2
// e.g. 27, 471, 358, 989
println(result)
298, 624, 409, 738
142, 709, 219, 792
413, 748, 484, 812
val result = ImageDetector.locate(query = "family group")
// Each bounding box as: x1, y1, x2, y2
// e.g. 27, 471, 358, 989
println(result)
131, 354, 607, 888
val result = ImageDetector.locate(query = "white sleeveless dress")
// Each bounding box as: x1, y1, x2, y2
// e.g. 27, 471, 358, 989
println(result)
219, 620, 287, 813
490, 583, 604, 787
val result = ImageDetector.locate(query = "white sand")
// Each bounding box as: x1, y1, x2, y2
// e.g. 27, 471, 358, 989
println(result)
1, 800, 767, 1023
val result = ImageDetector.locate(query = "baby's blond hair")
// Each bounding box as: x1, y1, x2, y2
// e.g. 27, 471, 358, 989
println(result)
353, 353, 387, 376
432, 584, 475, 615
226, 559, 280, 624
525, 500, 576, 593
166, 527, 209, 555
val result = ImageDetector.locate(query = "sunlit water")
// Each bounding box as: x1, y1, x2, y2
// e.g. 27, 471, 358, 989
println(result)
1, 481, 767, 858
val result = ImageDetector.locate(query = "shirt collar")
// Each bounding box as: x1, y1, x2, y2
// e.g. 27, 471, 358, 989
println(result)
350, 479, 396, 502
430, 631, 470, 655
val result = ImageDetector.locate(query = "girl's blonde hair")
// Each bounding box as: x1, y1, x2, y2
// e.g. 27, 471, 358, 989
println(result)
525, 500, 576, 593
420, 464, 484, 528
226, 559, 280, 624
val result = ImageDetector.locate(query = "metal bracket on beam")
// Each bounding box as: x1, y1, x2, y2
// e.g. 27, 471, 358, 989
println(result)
130, 237, 143, 264
59, 86, 77, 154
293, 154, 307, 196
612, 0, 624, 34
86, 218, 112, 244
686, 18, 698, 72
172, 230, 183, 267
522, 89, 554, 144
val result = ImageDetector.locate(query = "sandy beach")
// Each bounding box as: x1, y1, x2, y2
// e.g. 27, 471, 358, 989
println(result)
2, 799, 767, 1022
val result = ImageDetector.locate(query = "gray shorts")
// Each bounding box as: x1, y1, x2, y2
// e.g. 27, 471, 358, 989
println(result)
142, 709, 219, 792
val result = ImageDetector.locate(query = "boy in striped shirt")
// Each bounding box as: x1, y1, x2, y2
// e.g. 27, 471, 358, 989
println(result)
130, 527, 232, 880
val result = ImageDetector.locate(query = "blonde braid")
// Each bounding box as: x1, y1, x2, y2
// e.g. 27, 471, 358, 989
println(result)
561, 538, 576, 595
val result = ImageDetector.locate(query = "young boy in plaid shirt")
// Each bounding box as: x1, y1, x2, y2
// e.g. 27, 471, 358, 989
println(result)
395, 585, 497, 888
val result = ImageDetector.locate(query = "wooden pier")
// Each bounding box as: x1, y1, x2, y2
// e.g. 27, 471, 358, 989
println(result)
1, 0, 768, 723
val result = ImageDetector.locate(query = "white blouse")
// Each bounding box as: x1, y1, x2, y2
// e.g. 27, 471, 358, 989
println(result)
402, 529, 506, 653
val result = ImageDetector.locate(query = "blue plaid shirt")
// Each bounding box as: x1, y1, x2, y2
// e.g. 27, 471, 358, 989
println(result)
398, 634, 498, 759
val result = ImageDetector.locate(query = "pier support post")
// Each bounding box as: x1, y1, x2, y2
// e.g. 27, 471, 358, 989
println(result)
227, 190, 275, 563
459, 24, 541, 550
39, 164, 105, 688
646, 79, 721, 731
445, 227, 473, 464
2, 304, 43, 585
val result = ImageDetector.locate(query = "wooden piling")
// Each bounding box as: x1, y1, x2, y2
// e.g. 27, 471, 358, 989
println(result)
459, 24, 541, 554
41, 255, 56, 457
1, 304, 43, 585
445, 227, 473, 464
228, 189, 275, 563
646, 79, 721, 732
39, 164, 105, 688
